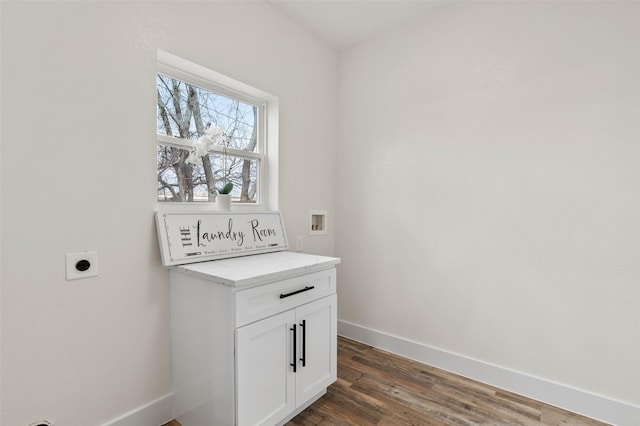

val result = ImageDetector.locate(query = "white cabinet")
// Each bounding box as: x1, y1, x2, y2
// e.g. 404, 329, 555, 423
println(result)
236, 309, 296, 426
294, 296, 337, 404
236, 295, 336, 426
170, 252, 339, 426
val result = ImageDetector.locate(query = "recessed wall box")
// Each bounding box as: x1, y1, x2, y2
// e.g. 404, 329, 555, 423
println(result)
309, 210, 327, 235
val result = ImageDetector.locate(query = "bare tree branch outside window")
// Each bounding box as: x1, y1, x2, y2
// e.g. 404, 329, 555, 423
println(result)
156, 74, 259, 203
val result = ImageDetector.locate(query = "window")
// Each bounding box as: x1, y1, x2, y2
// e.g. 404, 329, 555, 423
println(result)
156, 54, 273, 207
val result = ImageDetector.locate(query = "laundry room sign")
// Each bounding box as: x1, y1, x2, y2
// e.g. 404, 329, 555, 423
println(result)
155, 210, 289, 266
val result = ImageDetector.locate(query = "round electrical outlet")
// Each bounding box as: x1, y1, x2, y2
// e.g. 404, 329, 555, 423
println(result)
75, 259, 91, 271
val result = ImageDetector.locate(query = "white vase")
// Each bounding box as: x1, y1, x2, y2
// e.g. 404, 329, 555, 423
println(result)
216, 194, 231, 211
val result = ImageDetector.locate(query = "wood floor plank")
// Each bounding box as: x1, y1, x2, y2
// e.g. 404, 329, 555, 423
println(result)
288, 337, 610, 426
166, 336, 610, 426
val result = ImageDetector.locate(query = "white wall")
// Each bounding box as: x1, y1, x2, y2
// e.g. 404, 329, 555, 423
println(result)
337, 0, 639, 409
0, 1, 337, 425
3, 0, 638, 424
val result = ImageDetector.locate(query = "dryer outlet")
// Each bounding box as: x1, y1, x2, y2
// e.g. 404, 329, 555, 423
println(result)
66, 251, 99, 280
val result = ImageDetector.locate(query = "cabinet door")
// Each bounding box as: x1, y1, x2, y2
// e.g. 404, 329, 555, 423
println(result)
236, 309, 296, 426
295, 294, 337, 405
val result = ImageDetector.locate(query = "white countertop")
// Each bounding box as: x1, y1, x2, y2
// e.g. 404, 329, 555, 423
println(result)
170, 251, 340, 287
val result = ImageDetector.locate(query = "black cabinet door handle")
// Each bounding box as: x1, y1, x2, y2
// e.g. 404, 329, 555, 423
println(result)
300, 320, 306, 367
280, 286, 315, 299
290, 324, 297, 373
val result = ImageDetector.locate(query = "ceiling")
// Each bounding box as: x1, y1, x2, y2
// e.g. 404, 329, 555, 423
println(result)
267, 0, 452, 51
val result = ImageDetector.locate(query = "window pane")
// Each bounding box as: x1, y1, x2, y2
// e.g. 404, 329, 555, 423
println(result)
157, 74, 258, 153
157, 145, 258, 203
208, 152, 258, 204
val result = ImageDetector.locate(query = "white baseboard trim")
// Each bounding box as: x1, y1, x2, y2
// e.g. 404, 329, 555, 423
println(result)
338, 320, 639, 426
101, 393, 174, 426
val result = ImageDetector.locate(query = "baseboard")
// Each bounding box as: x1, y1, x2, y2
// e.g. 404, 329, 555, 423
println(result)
101, 393, 174, 426
338, 320, 640, 426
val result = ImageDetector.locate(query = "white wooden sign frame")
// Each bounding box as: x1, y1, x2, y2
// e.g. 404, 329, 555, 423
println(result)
155, 210, 289, 266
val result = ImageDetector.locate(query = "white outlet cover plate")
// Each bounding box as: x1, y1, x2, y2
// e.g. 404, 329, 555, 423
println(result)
66, 251, 99, 280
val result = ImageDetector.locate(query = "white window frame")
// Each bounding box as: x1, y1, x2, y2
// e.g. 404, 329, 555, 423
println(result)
157, 50, 279, 211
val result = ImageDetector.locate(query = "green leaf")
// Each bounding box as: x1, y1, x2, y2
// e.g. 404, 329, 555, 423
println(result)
218, 182, 234, 194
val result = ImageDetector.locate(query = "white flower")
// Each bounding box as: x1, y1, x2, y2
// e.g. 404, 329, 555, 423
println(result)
205, 125, 224, 139
185, 150, 199, 165
194, 136, 210, 157
185, 126, 227, 164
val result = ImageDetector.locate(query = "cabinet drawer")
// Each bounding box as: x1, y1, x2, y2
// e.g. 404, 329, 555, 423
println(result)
235, 269, 336, 327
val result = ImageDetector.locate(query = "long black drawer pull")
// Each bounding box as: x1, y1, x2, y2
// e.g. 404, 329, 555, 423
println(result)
280, 286, 315, 299
290, 324, 297, 373
300, 320, 306, 367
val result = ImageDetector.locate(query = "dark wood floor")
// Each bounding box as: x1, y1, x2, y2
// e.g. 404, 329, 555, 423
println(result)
164, 336, 609, 426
